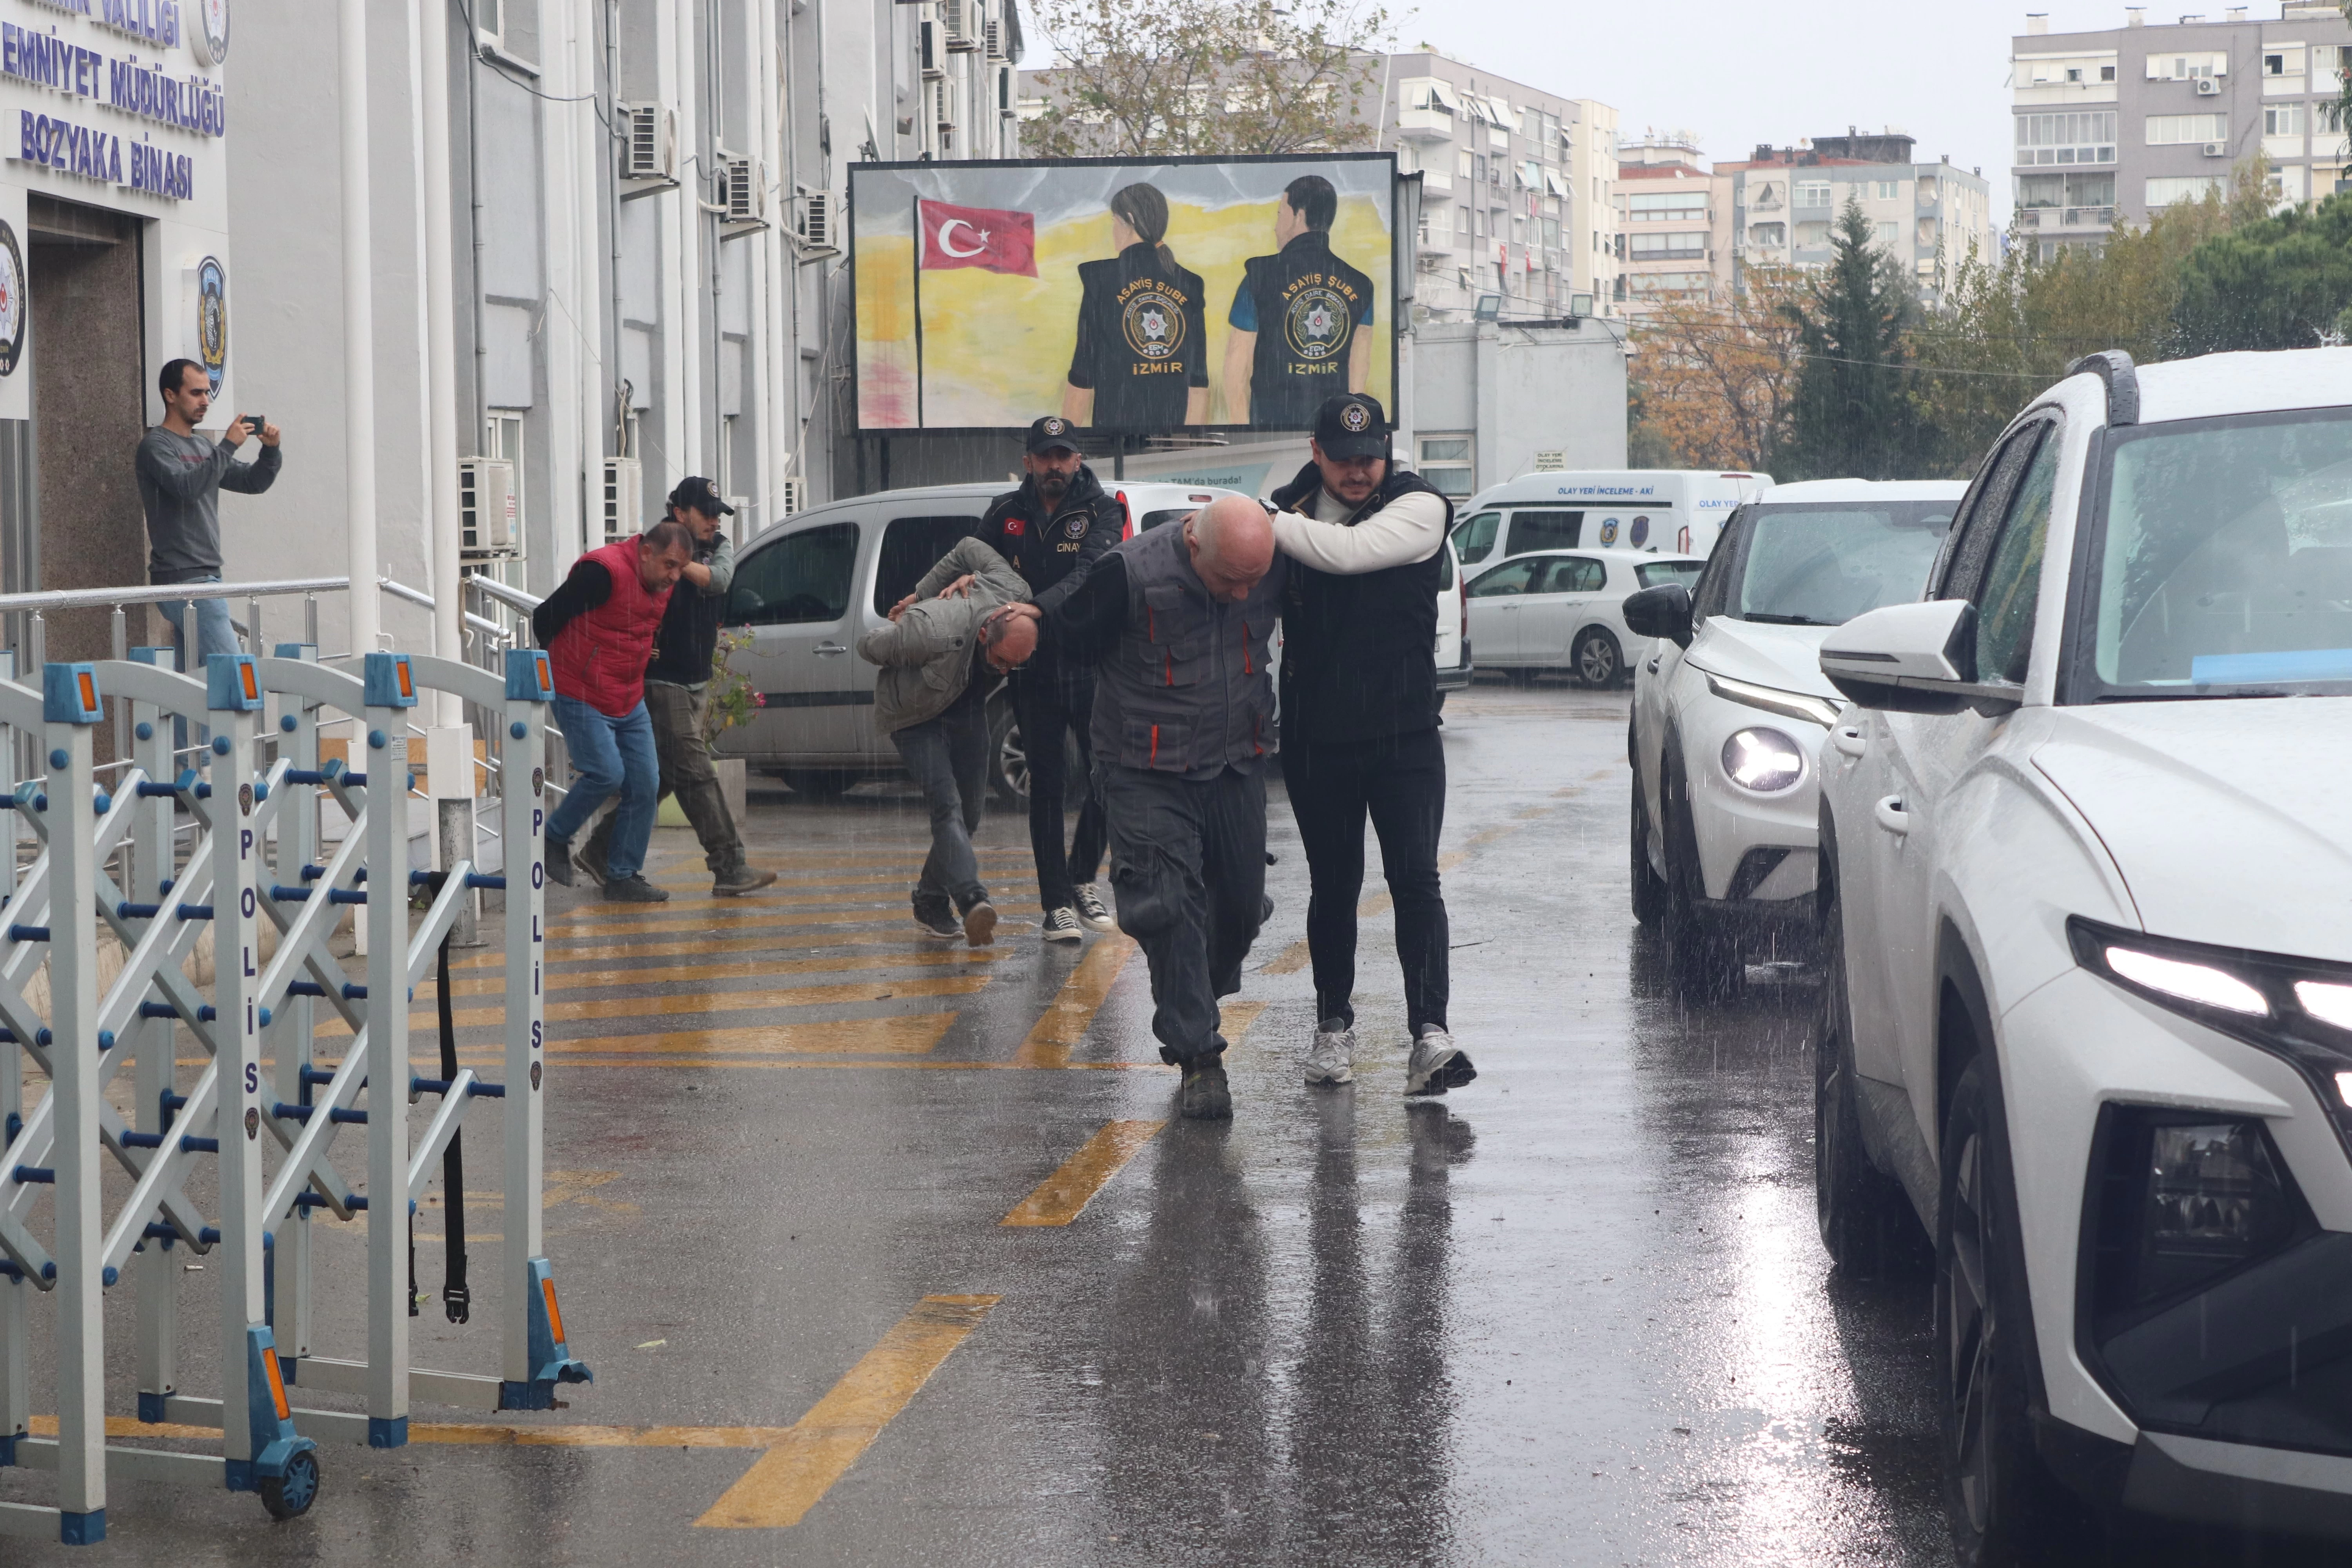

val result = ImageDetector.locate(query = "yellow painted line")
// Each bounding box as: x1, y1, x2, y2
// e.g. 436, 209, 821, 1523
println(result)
314, 977, 986, 1037
1220, 999, 1267, 1044
648, 863, 1028, 893
545, 1013, 958, 1056
29, 1409, 804, 1450
427, 949, 1002, 998
545, 908, 1035, 943
1264, 939, 1310, 975
549, 902, 895, 936
546, 1056, 1172, 1072
459, 931, 1023, 970
1010, 936, 1136, 1069
696, 1294, 1001, 1530
1001, 1120, 1163, 1226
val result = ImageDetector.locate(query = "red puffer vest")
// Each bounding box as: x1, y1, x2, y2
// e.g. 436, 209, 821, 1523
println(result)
548, 537, 675, 717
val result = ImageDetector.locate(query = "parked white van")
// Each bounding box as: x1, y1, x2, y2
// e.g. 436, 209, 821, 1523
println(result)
1454, 470, 1775, 568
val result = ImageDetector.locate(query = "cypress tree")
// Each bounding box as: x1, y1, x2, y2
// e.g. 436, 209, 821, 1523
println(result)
1772, 197, 1928, 479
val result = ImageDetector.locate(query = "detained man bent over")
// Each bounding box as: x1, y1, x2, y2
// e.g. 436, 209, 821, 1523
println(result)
1001, 495, 1285, 1118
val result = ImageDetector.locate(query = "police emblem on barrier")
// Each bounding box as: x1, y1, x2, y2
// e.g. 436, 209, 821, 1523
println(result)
1340, 401, 1370, 433
1283, 284, 1353, 362
193, 0, 230, 67
1598, 517, 1619, 546
0, 222, 25, 379
1120, 287, 1185, 361
196, 257, 227, 393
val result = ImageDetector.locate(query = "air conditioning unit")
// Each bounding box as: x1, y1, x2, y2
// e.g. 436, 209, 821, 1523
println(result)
780, 476, 808, 516
919, 20, 944, 78
620, 103, 677, 180
943, 0, 978, 51
601, 456, 643, 543
933, 77, 957, 134
2196, 76, 2221, 94
721, 154, 764, 223
984, 18, 1005, 60
459, 457, 520, 558
2202, 140, 2229, 156
796, 189, 838, 254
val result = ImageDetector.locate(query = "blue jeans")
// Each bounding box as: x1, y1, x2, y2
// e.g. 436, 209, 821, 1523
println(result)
890, 697, 989, 918
547, 695, 659, 882
156, 580, 240, 756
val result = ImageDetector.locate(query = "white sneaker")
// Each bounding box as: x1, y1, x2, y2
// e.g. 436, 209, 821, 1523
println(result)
1304, 1019, 1355, 1086
1073, 883, 1118, 933
1405, 1027, 1477, 1097
1041, 907, 1082, 944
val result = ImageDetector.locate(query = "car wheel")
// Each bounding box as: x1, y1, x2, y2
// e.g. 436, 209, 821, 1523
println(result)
1573, 628, 1623, 688
986, 695, 1029, 807
1939, 1058, 2089, 1566
1815, 864, 1927, 1276
779, 769, 855, 799
1659, 751, 1742, 1002
1629, 730, 1667, 927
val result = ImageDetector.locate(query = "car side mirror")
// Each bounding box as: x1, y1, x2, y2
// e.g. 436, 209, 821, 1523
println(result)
1621, 583, 1692, 648
1818, 599, 2020, 715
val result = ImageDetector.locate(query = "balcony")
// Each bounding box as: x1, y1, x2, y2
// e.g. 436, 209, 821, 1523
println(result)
1420, 165, 1452, 195
2018, 205, 2115, 229
1396, 105, 1457, 142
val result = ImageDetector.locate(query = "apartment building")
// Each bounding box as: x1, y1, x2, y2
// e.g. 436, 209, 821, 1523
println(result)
1723, 133, 1994, 305
2013, 4, 2352, 258
1380, 53, 1622, 319
1610, 134, 1735, 313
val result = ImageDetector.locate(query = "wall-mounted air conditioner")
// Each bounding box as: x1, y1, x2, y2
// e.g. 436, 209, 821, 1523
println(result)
459, 457, 520, 558
2201, 140, 2229, 156
602, 457, 643, 543
620, 103, 677, 180
984, 19, 1005, 60
721, 155, 765, 223
2195, 76, 2221, 94
920, 21, 944, 78
796, 189, 838, 255
943, 0, 979, 51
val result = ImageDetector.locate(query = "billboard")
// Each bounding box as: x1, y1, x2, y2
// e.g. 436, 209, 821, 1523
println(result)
851, 152, 1397, 434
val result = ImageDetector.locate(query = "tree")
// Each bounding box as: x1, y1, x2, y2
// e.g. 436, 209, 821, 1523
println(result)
1023, 0, 1391, 159
1770, 198, 1927, 481
1626, 270, 1807, 472
2170, 192, 2352, 353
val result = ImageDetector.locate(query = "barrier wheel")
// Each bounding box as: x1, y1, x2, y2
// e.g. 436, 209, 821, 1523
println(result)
260, 1449, 320, 1521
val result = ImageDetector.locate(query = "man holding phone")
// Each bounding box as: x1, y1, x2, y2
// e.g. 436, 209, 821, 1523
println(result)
136, 357, 281, 682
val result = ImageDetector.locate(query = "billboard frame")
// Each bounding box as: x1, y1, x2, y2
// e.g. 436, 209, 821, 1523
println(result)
846, 149, 1402, 438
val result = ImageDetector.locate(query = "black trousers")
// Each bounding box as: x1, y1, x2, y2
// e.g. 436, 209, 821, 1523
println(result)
1012, 671, 1107, 913
1101, 764, 1268, 1065
1283, 727, 1450, 1037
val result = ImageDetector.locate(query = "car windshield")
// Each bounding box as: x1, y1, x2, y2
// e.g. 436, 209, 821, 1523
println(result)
1636, 560, 1702, 591
1719, 501, 1953, 626
2080, 410, 2352, 697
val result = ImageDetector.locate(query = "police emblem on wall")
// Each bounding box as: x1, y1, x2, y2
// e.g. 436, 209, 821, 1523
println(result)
1120, 287, 1185, 361
192, 0, 230, 67
196, 257, 227, 392
1284, 284, 1353, 363
0, 222, 24, 379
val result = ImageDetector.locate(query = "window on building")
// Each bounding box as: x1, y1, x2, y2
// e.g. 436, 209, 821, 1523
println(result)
2017, 172, 2063, 208
1749, 221, 1785, 247
1625, 271, 1711, 298
2147, 113, 2230, 145
1420, 439, 1475, 500
2146, 174, 2226, 207
2101, 63, 2116, 80
1628, 189, 1707, 221
1629, 231, 1706, 260
1795, 180, 1831, 207
1794, 220, 1831, 247
1474, 154, 1487, 183
1459, 149, 1474, 178
2146, 51, 2227, 81
1749, 180, 1782, 209
1541, 217, 1561, 246
2065, 67, 2082, 82
1875, 180, 1898, 200
1873, 220, 1897, 245
1455, 205, 1472, 242
2265, 103, 2307, 136
2016, 110, 2118, 164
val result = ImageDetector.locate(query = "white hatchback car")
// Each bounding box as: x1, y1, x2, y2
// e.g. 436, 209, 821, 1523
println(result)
1812, 348, 2352, 1561
1623, 480, 1960, 996
1464, 546, 1702, 687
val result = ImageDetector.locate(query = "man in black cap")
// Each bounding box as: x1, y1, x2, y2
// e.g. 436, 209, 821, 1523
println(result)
1220, 175, 1378, 428
970, 417, 1123, 943
580, 475, 778, 896
1266, 393, 1474, 1098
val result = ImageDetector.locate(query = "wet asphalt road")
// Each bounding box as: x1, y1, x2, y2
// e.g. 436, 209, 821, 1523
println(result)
9, 679, 2326, 1565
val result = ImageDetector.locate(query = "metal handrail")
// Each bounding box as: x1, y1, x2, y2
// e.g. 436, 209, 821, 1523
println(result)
466, 576, 543, 615
378, 577, 510, 642
0, 575, 351, 613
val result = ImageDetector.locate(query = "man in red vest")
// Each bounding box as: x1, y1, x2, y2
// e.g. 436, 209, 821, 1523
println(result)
531, 520, 697, 901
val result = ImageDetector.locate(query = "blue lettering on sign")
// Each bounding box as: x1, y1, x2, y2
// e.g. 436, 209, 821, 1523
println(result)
128, 139, 191, 198
27, 0, 94, 18
0, 25, 227, 137
93, 0, 178, 49
16, 108, 126, 185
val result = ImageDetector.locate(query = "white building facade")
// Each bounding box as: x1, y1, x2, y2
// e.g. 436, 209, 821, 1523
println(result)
1725, 133, 1993, 305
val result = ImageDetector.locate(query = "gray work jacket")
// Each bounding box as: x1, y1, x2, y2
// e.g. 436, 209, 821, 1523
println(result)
1089, 521, 1287, 776
856, 537, 1027, 734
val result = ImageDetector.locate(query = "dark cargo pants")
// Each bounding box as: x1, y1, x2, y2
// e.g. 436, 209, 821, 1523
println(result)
1100, 763, 1268, 1065
585, 681, 746, 874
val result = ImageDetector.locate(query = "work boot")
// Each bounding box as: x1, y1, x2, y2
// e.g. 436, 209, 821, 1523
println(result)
543, 836, 575, 887
961, 899, 998, 947
1405, 1026, 1477, 1097
603, 875, 671, 904
1177, 1057, 1232, 1120
1040, 907, 1081, 944
712, 857, 777, 896
573, 832, 611, 889
1304, 1018, 1355, 1087
1073, 883, 1117, 933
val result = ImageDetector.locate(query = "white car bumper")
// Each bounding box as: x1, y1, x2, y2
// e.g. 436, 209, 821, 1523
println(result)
1679, 685, 1827, 911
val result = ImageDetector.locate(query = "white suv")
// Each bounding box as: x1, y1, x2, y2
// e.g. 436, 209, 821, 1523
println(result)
1624, 480, 1958, 998
1812, 348, 2352, 1561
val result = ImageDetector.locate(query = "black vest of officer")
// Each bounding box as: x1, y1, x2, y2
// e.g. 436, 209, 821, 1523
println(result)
1241, 232, 1376, 428
1272, 461, 1452, 746
1071, 244, 1207, 432
645, 536, 728, 687
977, 464, 1122, 693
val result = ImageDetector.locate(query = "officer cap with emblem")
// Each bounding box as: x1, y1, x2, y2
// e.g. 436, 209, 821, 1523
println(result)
1313, 393, 1390, 461
1026, 415, 1083, 456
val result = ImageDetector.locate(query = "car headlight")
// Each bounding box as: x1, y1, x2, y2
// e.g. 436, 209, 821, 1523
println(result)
2071, 916, 2352, 1134
1721, 727, 1804, 793
1703, 670, 1843, 728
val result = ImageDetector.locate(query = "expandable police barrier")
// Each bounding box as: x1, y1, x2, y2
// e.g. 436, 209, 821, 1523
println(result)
0, 648, 589, 1544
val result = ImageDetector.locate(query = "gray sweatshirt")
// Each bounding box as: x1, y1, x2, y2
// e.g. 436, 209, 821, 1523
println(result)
856, 538, 1028, 734
136, 427, 282, 583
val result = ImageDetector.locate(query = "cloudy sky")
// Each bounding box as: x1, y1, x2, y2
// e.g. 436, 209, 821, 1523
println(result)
1401, 0, 2149, 225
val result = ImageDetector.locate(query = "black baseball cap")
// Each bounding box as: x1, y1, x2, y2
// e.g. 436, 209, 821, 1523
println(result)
1313, 394, 1390, 460
669, 475, 735, 517
1026, 416, 1082, 456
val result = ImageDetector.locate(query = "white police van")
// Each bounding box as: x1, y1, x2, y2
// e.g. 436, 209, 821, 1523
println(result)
1454, 470, 1774, 568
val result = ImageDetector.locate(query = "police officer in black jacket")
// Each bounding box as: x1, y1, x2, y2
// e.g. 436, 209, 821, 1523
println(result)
974, 416, 1123, 942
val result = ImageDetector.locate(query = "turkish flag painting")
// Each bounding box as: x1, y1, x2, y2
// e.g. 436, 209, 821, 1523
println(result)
918, 199, 1038, 278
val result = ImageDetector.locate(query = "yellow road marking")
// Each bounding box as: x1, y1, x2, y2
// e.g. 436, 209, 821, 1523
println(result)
1001, 1120, 1163, 1226
1219, 999, 1267, 1043
317, 976, 987, 1035
1265, 939, 1310, 975
425, 949, 1002, 998
459, 931, 1020, 969
648, 864, 1027, 894
546, 1014, 958, 1056
695, 1294, 1000, 1529
1010, 936, 1136, 1069
549, 902, 894, 936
